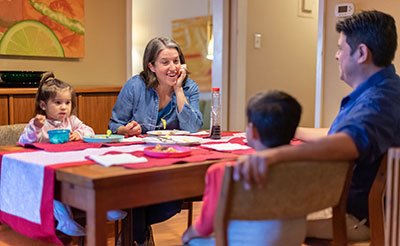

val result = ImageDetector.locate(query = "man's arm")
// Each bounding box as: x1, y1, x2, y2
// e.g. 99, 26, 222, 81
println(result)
295, 127, 329, 141
233, 132, 359, 189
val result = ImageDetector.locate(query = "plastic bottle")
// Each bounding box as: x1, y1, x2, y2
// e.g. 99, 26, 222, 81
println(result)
210, 87, 222, 139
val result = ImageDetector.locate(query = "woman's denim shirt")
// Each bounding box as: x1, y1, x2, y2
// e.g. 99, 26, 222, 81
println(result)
109, 75, 203, 133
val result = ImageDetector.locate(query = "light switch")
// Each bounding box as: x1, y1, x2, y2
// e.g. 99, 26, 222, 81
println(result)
254, 33, 262, 49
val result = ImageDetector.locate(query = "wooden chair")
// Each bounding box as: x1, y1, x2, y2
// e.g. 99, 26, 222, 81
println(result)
368, 154, 387, 246
384, 148, 400, 246
0, 124, 26, 146
214, 160, 352, 246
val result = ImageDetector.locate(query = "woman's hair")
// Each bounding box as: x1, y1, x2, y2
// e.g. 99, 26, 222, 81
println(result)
35, 72, 77, 115
246, 90, 302, 148
140, 36, 188, 88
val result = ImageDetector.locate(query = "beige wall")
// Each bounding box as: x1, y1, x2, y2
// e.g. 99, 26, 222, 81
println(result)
0, 0, 128, 87
246, 0, 319, 127
131, 0, 208, 75
321, 0, 400, 127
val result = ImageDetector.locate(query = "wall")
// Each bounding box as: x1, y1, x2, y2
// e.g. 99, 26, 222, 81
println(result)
245, 0, 319, 127
321, 0, 400, 127
131, 0, 208, 75
0, 0, 128, 87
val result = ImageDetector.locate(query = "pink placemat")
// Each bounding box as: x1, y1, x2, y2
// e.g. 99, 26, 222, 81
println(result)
23, 141, 103, 152
85, 148, 240, 169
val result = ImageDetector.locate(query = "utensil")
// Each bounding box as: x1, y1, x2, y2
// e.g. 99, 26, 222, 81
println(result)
47, 119, 62, 128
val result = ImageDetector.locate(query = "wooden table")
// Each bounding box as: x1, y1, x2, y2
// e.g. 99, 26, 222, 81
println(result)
0, 144, 239, 245
56, 160, 219, 246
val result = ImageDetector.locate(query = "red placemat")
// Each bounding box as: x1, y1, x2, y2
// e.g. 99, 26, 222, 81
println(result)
84, 148, 240, 169
24, 141, 102, 152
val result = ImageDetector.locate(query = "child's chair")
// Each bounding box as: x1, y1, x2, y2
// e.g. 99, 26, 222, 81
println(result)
0, 124, 26, 146
187, 159, 352, 246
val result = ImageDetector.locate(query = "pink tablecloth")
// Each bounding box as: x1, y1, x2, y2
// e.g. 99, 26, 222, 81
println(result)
0, 137, 252, 245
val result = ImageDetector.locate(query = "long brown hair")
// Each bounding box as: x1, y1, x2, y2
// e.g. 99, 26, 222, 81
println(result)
35, 72, 77, 115
140, 37, 188, 88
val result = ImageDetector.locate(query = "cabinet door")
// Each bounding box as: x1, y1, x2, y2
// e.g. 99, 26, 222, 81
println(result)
77, 93, 118, 134
0, 96, 9, 125
10, 95, 35, 124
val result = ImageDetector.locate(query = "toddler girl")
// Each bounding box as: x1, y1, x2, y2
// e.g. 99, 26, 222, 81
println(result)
18, 72, 127, 236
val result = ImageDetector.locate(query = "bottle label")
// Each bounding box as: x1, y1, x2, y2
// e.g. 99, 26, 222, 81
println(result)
210, 125, 221, 139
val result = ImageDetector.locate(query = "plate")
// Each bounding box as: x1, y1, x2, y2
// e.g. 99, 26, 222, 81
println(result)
146, 130, 190, 136
83, 134, 124, 143
143, 146, 191, 158
142, 136, 204, 146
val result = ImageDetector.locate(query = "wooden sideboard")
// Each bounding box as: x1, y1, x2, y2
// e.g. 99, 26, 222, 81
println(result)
0, 86, 121, 134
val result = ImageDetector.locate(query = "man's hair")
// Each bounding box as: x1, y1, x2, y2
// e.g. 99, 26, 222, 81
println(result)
336, 10, 397, 67
246, 90, 302, 148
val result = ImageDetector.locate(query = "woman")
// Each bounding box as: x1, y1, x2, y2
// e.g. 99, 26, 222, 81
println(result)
109, 37, 203, 245
109, 36, 203, 136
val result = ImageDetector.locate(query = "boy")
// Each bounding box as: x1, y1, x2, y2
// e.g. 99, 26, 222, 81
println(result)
182, 90, 303, 245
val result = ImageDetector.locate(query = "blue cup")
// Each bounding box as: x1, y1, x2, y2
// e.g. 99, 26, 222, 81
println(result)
48, 129, 70, 144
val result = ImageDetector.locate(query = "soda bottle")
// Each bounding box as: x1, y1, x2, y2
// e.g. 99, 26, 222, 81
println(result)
210, 87, 221, 139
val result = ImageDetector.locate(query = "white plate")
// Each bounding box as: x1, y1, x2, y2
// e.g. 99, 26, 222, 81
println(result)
146, 130, 190, 136
143, 136, 204, 146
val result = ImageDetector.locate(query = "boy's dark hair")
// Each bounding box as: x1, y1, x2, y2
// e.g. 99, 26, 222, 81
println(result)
35, 72, 77, 115
336, 10, 397, 67
246, 90, 302, 148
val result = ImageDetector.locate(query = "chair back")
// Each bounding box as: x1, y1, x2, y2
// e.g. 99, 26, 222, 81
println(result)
368, 154, 387, 246
385, 148, 400, 246
0, 124, 26, 146
215, 160, 352, 246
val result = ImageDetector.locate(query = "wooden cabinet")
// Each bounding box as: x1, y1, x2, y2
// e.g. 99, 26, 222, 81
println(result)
0, 86, 121, 134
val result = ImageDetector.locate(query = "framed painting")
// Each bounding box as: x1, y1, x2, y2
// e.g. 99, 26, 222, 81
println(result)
172, 16, 212, 92
0, 0, 84, 58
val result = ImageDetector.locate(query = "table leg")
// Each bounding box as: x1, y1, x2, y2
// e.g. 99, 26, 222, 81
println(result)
86, 194, 108, 246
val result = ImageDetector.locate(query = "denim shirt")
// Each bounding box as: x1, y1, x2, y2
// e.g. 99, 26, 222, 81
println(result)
328, 64, 400, 221
109, 75, 203, 133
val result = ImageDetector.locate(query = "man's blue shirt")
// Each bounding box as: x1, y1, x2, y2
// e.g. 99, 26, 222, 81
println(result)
328, 64, 400, 221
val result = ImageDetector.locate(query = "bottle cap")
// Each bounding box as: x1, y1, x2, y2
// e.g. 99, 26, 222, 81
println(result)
212, 87, 220, 92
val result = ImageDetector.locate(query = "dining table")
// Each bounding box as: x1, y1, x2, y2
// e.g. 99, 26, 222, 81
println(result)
0, 132, 253, 246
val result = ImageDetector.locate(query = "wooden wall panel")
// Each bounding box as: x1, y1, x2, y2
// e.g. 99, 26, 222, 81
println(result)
11, 95, 36, 124
0, 96, 9, 125
77, 93, 118, 134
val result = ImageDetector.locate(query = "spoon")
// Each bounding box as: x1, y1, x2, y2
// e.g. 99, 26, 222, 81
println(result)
47, 119, 62, 128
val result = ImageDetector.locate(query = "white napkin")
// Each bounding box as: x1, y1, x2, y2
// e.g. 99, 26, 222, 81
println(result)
120, 136, 144, 143
190, 130, 209, 135
87, 154, 147, 167
202, 143, 251, 151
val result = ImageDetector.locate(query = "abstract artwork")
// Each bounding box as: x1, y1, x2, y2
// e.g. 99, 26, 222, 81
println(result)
172, 16, 212, 92
0, 0, 84, 58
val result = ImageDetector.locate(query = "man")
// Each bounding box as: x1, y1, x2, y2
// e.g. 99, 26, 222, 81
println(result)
234, 10, 400, 241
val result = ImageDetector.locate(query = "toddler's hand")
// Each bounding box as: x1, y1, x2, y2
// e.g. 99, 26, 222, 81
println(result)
33, 114, 46, 128
69, 131, 81, 141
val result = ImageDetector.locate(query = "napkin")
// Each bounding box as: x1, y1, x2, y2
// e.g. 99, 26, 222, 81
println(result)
202, 143, 251, 152
87, 153, 147, 167
120, 136, 145, 143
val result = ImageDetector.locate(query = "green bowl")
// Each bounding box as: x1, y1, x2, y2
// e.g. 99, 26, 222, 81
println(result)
48, 129, 70, 144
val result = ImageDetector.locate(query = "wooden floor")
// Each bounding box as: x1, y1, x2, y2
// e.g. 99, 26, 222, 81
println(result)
0, 202, 370, 246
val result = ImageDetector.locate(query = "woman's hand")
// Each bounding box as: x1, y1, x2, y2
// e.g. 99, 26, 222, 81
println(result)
118, 121, 142, 136
33, 114, 46, 128
174, 64, 187, 91
69, 131, 81, 141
